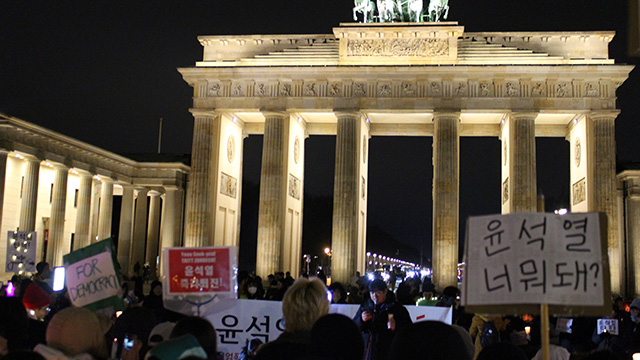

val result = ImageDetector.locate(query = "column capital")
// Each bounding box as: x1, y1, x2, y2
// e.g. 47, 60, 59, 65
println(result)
261, 110, 289, 119
189, 108, 221, 119
509, 112, 539, 120
44, 160, 69, 171
433, 111, 461, 121
333, 110, 361, 119
20, 153, 42, 163
589, 110, 620, 120
97, 176, 114, 184
163, 185, 182, 192
70, 168, 93, 177
135, 187, 149, 196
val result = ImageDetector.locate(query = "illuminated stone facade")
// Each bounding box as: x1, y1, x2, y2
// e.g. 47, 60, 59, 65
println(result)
178, 21, 632, 290
0, 114, 188, 279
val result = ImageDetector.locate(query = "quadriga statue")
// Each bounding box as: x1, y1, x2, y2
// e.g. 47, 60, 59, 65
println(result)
353, 0, 376, 23
354, 0, 447, 23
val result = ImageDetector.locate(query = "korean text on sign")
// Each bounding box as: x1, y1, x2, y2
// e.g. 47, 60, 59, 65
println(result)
463, 213, 604, 306
168, 248, 231, 294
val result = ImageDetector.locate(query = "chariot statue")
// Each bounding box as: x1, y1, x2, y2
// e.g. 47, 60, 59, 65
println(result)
427, 0, 449, 22
353, 0, 448, 23
353, 0, 376, 23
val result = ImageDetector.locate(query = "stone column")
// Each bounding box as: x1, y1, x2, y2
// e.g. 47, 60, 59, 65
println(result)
331, 112, 369, 284
0, 150, 8, 233
97, 179, 114, 241
145, 191, 161, 279
432, 113, 460, 290
503, 113, 538, 213
256, 112, 288, 277
73, 173, 93, 250
159, 186, 184, 273
184, 113, 219, 247
624, 175, 640, 297
130, 188, 148, 275
117, 185, 135, 275
89, 178, 101, 242
47, 165, 68, 266
19, 157, 40, 231
589, 112, 621, 294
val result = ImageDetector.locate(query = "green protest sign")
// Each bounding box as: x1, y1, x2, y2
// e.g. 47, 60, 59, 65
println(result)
63, 238, 124, 312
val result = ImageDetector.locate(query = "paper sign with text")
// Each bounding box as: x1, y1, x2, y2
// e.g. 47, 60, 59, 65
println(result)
166, 247, 232, 294
597, 319, 619, 335
5, 231, 37, 273
207, 299, 452, 359
462, 213, 606, 307
63, 238, 122, 311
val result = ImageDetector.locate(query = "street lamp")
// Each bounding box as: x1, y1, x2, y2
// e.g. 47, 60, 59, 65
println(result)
324, 247, 332, 278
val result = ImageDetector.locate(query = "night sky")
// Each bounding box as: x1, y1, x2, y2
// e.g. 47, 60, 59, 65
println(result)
2, 1, 639, 269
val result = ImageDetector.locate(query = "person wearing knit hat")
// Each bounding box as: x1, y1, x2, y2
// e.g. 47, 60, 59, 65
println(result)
22, 283, 51, 321
34, 306, 108, 360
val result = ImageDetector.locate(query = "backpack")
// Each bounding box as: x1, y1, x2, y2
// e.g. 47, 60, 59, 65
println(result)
480, 320, 499, 348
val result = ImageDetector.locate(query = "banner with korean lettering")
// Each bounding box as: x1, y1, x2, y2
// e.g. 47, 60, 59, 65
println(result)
207, 299, 452, 359
462, 212, 610, 315
162, 246, 238, 317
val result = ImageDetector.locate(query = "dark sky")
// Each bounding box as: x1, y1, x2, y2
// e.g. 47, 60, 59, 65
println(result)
1, 1, 639, 265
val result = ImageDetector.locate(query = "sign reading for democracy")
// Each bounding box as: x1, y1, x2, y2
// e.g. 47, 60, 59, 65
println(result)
63, 238, 122, 311
462, 213, 606, 307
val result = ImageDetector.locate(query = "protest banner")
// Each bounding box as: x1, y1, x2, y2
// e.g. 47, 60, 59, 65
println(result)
63, 238, 123, 311
206, 299, 452, 359
162, 246, 238, 316
6, 231, 37, 273
462, 212, 610, 316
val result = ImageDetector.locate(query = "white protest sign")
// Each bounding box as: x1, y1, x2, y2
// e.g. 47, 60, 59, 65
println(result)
597, 318, 619, 335
206, 299, 452, 359
5, 231, 37, 273
66, 251, 119, 307
463, 213, 605, 307
556, 318, 573, 334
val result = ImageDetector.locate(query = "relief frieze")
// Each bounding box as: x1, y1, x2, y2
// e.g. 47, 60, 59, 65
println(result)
401, 82, 416, 96
329, 82, 342, 96
353, 82, 367, 96
346, 38, 449, 57
221, 173, 237, 199
289, 174, 301, 200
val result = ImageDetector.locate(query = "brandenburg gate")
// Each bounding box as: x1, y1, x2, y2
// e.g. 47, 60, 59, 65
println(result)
179, 22, 632, 292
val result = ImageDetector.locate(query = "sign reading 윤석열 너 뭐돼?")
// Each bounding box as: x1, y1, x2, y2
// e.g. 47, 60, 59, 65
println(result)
462, 212, 607, 307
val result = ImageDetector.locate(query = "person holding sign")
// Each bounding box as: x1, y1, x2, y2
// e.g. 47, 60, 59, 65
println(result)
354, 279, 411, 360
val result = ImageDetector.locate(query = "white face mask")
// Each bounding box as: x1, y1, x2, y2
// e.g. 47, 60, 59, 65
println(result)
248, 286, 257, 295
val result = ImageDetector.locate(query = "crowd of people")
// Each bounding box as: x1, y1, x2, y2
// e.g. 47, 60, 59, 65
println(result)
2, 263, 640, 360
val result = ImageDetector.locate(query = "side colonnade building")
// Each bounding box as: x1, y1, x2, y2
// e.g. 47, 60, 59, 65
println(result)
178, 22, 636, 294
0, 114, 189, 279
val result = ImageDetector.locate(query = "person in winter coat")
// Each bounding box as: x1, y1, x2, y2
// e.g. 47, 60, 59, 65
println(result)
353, 279, 411, 360
469, 314, 509, 360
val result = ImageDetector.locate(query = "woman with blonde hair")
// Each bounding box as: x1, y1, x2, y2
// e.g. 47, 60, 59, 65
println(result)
255, 277, 330, 359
